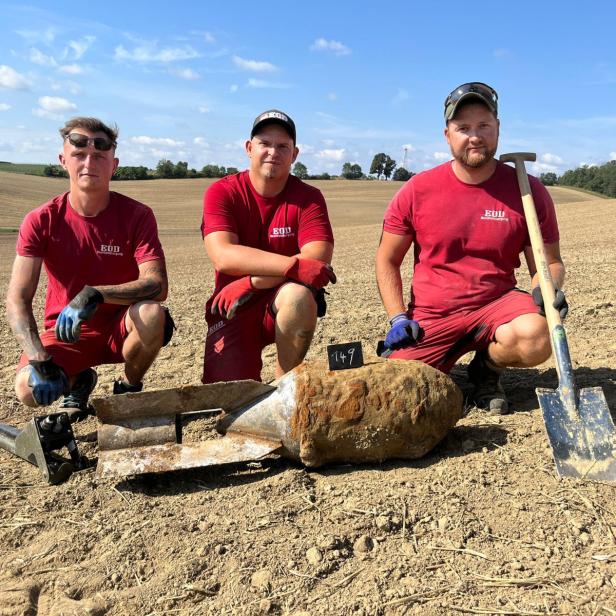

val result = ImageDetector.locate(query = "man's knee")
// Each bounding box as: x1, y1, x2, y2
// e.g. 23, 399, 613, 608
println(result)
15, 367, 37, 407
126, 301, 165, 344
274, 283, 317, 320
496, 314, 551, 366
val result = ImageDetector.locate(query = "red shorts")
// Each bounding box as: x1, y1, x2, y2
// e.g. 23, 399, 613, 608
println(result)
390, 289, 539, 373
17, 310, 128, 377
202, 288, 280, 384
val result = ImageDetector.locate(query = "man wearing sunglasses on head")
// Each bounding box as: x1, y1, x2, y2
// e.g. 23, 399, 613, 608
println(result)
6, 117, 173, 420
376, 82, 565, 415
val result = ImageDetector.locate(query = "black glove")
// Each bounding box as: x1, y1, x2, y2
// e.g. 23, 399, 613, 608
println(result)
55, 286, 104, 343
532, 286, 568, 319
384, 313, 423, 351
27, 359, 69, 406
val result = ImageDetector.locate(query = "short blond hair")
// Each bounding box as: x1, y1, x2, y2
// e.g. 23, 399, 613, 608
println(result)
59, 117, 118, 145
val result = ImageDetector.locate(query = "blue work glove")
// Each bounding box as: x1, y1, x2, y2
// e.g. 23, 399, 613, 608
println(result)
55, 286, 104, 343
532, 286, 568, 320
27, 358, 69, 406
384, 313, 423, 351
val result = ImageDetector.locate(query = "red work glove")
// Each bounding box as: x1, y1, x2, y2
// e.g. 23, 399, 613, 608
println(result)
211, 277, 256, 319
283, 257, 336, 289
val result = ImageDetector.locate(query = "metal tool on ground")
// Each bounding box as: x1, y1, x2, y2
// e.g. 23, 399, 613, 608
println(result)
0, 412, 89, 484
501, 152, 616, 481
96, 359, 463, 479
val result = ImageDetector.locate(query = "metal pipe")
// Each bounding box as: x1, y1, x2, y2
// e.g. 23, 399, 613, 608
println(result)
0, 423, 20, 455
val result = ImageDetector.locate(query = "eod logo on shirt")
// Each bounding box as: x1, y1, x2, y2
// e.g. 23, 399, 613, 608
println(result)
98, 244, 124, 256
270, 227, 294, 238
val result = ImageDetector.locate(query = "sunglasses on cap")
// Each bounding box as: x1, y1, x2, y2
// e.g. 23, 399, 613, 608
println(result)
444, 82, 498, 120
65, 132, 116, 151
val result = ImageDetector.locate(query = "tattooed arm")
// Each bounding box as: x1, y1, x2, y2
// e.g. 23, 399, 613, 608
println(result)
95, 259, 168, 304
6, 255, 49, 361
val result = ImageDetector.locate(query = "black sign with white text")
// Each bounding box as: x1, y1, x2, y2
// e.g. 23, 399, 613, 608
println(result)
326, 342, 364, 371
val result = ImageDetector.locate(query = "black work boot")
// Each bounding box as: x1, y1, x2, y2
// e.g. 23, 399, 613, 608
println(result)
468, 351, 509, 415
113, 379, 143, 395
61, 368, 98, 422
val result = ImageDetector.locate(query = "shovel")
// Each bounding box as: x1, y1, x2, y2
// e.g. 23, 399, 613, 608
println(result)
501, 152, 616, 481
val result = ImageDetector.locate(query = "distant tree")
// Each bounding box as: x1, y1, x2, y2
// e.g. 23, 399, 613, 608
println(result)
341, 162, 363, 179
113, 166, 150, 180
156, 159, 175, 178
393, 167, 413, 182
369, 153, 396, 179
224, 166, 239, 176
43, 164, 68, 178
539, 172, 558, 186
293, 162, 308, 179
201, 164, 225, 178
172, 161, 188, 178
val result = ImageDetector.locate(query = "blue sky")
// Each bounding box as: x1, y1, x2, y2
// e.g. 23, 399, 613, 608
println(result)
1, 1, 615, 177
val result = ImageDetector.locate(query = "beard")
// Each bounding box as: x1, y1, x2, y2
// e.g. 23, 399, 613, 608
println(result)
456, 144, 497, 168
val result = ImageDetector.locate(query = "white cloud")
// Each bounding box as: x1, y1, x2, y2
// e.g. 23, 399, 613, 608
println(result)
310, 38, 351, 56
0, 65, 30, 90
541, 153, 563, 165
532, 162, 559, 173
170, 67, 200, 80
232, 55, 277, 72
204, 32, 216, 44
392, 88, 409, 105
193, 137, 209, 146
29, 47, 57, 67
58, 64, 84, 75
230, 84, 239, 93
64, 36, 96, 60
321, 139, 336, 147
16, 27, 56, 45
327, 92, 338, 101
130, 136, 185, 147
433, 152, 450, 161
198, 105, 210, 113
247, 78, 289, 89
114, 44, 200, 63
33, 95, 77, 119
610, 152, 616, 160
51, 80, 82, 95
315, 148, 345, 161
297, 143, 315, 155
0, 103, 11, 111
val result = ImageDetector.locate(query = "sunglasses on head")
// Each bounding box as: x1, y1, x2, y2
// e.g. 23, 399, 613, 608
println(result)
444, 82, 498, 114
65, 132, 116, 151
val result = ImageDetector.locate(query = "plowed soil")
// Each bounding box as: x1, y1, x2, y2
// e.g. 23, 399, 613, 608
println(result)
1, 172, 615, 615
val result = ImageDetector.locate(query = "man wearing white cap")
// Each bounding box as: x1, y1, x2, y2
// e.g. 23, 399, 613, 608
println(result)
376, 82, 567, 414
201, 109, 335, 383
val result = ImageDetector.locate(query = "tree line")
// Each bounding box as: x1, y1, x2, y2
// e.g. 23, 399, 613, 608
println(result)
540, 160, 616, 198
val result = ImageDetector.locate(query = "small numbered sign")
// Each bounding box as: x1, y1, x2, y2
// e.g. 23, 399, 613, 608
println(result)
326, 341, 364, 371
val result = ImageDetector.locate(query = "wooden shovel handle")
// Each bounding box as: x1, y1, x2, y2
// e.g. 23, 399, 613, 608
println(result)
500, 153, 561, 337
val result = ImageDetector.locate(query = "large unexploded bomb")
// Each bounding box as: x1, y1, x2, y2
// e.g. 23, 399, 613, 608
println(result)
219, 359, 463, 466
95, 359, 463, 478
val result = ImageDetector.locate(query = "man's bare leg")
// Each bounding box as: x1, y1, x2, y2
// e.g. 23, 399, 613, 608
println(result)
273, 283, 317, 378
488, 313, 551, 368
120, 301, 165, 385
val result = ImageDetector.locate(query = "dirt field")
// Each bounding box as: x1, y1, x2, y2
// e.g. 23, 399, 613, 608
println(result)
1, 171, 615, 615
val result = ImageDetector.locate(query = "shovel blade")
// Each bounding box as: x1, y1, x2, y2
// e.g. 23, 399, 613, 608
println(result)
96, 433, 282, 479
538, 386, 616, 481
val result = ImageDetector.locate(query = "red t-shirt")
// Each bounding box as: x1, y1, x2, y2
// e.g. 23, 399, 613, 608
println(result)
201, 171, 334, 315
17, 191, 165, 329
383, 161, 560, 319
